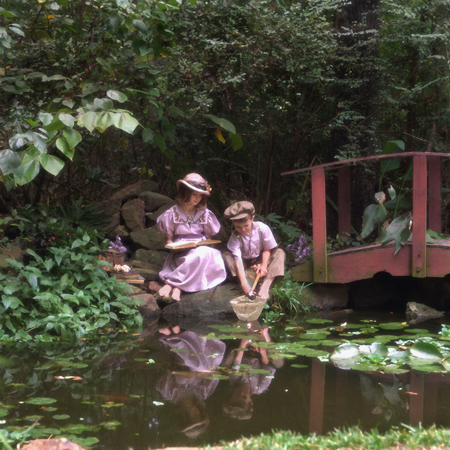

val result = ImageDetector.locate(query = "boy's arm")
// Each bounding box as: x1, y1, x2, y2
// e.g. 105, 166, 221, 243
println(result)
258, 249, 270, 277
235, 257, 253, 295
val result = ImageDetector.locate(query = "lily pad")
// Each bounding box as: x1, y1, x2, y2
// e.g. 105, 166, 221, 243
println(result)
53, 414, 70, 420
25, 397, 57, 405
291, 364, 308, 369
378, 322, 407, 330
410, 342, 443, 360
359, 343, 389, 357
330, 344, 360, 360
305, 318, 334, 324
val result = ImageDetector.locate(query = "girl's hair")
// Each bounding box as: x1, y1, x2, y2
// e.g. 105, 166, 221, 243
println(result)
176, 183, 207, 210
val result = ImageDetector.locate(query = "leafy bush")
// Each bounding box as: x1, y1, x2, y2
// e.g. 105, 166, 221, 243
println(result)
0, 207, 143, 342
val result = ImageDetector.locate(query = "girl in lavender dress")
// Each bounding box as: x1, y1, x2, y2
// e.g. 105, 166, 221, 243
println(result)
157, 173, 227, 301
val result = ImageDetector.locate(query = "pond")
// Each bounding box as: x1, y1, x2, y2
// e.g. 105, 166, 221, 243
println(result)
2, 310, 450, 449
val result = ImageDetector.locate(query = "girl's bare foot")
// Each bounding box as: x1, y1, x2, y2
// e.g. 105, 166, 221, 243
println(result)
159, 284, 172, 298
171, 287, 181, 301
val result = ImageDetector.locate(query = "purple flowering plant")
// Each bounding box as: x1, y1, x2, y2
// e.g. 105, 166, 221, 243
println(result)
286, 234, 312, 263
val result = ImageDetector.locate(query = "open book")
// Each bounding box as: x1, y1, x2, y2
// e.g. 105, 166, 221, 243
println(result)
165, 239, 221, 250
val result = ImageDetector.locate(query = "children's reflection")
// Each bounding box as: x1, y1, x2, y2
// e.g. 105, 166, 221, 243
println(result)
223, 326, 284, 421
156, 326, 225, 438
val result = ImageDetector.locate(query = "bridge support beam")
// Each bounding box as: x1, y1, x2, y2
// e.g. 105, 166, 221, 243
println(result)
312, 167, 328, 282
413, 155, 427, 277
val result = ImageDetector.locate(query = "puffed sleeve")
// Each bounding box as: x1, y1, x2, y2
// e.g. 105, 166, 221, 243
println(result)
156, 207, 175, 238
202, 209, 221, 238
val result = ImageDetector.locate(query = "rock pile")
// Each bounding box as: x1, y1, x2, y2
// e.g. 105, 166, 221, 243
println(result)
96, 180, 238, 321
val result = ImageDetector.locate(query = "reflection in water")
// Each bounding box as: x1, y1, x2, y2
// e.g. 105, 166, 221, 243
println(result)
156, 326, 225, 438
4, 315, 450, 449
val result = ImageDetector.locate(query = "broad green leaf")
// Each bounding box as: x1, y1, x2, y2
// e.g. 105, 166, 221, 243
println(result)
381, 158, 401, 174
107, 90, 128, 103
382, 140, 405, 154
132, 19, 148, 33
9, 25, 24, 37
56, 137, 74, 160
142, 128, 154, 143
40, 154, 64, 176
385, 195, 412, 212
77, 111, 99, 133
205, 114, 236, 134
410, 342, 443, 360
63, 128, 82, 150
0, 9, 16, 18
229, 132, 243, 151
39, 111, 53, 126
0, 149, 22, 175
376, 203, 387, 222
58, 113, 75, 128
361, 204, 379, 238
97, 112, 117, 130
359, 343, 388, 356
387, 185, 396, 200
168, 105, 185, 118
115, 112, 139, 134
155, 134, 166, 151
94, 98, 114, 111
15, 148, 41, 185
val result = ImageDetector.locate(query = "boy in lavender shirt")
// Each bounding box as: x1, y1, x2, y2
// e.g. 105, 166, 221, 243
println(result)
222, 201, 285, 300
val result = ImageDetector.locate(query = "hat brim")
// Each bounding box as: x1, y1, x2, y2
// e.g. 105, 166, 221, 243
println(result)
176, 179, 211, 196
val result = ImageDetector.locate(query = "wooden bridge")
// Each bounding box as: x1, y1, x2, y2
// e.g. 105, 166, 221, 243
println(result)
281, 152, 450, 284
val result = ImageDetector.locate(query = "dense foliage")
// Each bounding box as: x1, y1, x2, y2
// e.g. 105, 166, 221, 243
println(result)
0, 206, 143, 341
1, 0, 450, 223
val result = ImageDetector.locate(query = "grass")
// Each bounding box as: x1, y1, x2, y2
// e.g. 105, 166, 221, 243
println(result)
214, 425, 450, 449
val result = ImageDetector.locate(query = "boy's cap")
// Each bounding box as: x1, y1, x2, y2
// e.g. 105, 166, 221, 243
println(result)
224, 201, 255, 220
176, 173, 211, 196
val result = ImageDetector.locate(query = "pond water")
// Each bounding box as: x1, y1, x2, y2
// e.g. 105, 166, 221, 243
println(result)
2, 310, 450, 449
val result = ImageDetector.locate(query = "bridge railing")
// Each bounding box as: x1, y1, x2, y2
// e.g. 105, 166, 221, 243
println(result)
282, 152, 450, 282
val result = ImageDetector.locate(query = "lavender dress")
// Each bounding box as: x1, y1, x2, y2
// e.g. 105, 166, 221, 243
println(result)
157, 205, 227, 292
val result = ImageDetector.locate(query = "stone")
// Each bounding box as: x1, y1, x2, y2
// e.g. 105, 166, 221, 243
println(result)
110, 180, 159, 204
145, 202, 175, 227
0, 246, 23, 268
302, 283, 349, 309
129, 259, 161, 271
406, 301, 444, 325
121, 198, 146, 231
133, 293, 161, 318
161, 282, 241, 320
135, 249, 167, 266
138, 191, 174, 212
21, 438, 86, 450
93, 198, 122, 217
130, 226, 166, 251
132, 267, 159, 281
103, 211, 120, 231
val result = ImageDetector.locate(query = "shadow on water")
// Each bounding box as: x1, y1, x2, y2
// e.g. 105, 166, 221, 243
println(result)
2, 309, 450, 449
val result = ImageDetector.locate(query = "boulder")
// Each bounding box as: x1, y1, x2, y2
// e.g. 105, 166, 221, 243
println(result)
138, 191, 174, 212
162, 282, 241, 320
302, 283, 349, 309
94, 197, 122, 216
111, 180, 159, 204
406, 302, 444, 325
133, 293, 161, 318
145, 202, 175, 227
130, 226, 166, 251
135, 249, 167, 266
121, 198, 146, 231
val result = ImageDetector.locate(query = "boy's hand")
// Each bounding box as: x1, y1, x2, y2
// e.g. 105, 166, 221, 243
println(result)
242, 281, 253, 295
258, 264, 268, 278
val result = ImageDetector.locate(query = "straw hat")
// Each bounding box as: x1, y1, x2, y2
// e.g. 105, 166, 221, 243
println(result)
176, 173, 211, 196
